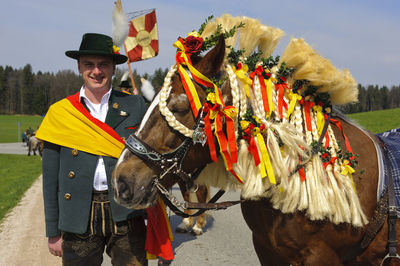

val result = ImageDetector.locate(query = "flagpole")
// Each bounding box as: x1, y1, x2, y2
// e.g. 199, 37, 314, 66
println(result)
124, 43, 138, 95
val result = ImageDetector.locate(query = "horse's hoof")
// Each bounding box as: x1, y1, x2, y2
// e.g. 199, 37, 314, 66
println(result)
191, 227, 203, 236
175, 223, 189, 233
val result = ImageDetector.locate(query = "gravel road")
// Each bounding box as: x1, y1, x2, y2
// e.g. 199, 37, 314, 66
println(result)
0, 143, 260, 265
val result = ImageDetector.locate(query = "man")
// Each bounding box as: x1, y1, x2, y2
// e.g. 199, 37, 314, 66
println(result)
119, 79, 133, 94
36, 33, 148, 265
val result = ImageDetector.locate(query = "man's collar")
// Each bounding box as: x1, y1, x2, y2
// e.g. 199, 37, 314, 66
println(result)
79, 85, 112, 105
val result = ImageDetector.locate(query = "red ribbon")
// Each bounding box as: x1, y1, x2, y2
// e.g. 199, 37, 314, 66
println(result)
203, 103, 218, 162
329, 117, 354, 160
250, 66, 270, 113
324, 127, 330, 149
299, 167, 306, 182
275, 81, 289, 119
215, 112, 233, 170
243, 127, 261, 166
300, 99, 314, 131
323, 156, 337, 174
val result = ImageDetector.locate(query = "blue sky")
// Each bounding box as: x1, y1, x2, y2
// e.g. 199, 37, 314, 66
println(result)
0, 0, 399, 86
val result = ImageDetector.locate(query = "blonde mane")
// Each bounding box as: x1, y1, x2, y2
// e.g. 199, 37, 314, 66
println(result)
193, 14, 366, 227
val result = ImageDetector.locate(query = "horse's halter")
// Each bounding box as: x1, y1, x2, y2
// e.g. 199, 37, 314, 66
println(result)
124, 65, 240, 217
125, 107, 207, 191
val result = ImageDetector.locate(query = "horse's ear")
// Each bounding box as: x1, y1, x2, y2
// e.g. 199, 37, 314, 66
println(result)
195, 34, 225, 78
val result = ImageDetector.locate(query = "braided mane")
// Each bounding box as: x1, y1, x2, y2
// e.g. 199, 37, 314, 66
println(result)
159, 14, 367, 227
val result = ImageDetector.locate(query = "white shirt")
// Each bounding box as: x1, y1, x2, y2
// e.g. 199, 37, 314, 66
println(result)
79, 86, 112, 191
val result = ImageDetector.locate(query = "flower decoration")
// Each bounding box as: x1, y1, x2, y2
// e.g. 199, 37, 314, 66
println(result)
112, 45, 120, 54
183, 31, 204, 55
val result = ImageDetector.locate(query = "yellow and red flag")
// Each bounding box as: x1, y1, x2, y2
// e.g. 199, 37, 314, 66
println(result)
125, 9, 158, 62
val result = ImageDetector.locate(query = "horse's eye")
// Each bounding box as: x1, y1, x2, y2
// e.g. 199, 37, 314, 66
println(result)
168, 94, 190, 114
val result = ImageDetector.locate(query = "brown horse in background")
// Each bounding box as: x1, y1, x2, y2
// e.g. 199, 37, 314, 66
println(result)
111, 34, 399, 265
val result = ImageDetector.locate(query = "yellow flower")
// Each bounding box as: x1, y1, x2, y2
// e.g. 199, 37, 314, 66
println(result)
223, 107, 238, 118
187, 31, 201, 38
240, 120, 250, 130
255, 117, 261, 124
206, 92, 217, 104
112, 45, 120, 54
252, 127, 260, 135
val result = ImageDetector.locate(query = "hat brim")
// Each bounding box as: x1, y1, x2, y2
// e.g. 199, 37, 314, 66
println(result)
65, 50, 127, 64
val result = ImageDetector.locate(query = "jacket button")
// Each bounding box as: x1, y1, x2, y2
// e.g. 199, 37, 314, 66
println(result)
64, 193, 71, 200
68, 171, 75, 178
72, 149, 79, 156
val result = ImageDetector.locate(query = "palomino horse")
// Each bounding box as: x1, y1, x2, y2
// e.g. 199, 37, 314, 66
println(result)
112, 17, 400, 265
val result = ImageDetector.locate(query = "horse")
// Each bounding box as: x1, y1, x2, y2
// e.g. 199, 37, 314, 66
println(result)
27, 135, 43, 156
111, 15, 400, 265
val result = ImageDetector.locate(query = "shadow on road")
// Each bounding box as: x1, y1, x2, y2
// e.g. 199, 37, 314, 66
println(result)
169, 214, 215, 250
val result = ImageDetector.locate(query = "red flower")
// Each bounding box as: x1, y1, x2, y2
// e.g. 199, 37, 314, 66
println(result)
184, 36, 203, 55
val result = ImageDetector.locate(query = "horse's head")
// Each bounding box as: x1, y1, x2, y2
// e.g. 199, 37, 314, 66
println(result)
112, 35, 226, 209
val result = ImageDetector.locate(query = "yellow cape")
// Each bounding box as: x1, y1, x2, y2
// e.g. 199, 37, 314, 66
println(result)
36, 96, 124, 158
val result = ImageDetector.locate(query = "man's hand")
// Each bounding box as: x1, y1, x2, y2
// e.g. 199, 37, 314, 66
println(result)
48, 236, 62, 257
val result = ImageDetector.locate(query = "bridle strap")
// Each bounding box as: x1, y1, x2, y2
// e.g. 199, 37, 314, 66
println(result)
155, 179, 241, 218
125, 134, 195, 187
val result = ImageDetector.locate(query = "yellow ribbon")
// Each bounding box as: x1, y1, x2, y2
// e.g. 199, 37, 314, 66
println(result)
313, 105, 325, 136
232, 64, 252, 98
264, 79, 275, 117
341, 160, 356, 190
286, 91, 302, 118
256, 133, 276, 184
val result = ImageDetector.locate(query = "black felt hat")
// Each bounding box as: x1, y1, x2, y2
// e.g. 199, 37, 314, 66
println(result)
65, 33, 127, 64
119, 79, 131, 88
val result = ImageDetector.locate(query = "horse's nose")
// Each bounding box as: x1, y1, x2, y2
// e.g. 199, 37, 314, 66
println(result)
116, 178, 133, 201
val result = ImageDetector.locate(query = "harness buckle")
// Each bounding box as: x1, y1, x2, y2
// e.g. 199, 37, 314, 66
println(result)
192, 126, 207, 146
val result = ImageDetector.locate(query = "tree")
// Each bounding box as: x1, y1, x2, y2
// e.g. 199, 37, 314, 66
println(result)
22, 64, 35, 114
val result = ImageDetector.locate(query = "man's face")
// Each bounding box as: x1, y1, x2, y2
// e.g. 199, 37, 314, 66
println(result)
78, 55, 116, 92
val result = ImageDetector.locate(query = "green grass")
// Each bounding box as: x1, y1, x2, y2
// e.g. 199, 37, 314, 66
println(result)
0, 115, 43, 143
0, 154, 42, 223
347, 108, 400, 134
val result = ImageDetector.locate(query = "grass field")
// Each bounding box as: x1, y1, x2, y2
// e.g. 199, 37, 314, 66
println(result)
0, 115, 43, 143
347, 108, 400, 134
0, 154, 42, 223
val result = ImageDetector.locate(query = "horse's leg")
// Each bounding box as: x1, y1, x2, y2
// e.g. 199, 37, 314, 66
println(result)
191, 185, 210, 235
39, 142, 43, 157
175, 181, 194, 233
27, 140, 31, 156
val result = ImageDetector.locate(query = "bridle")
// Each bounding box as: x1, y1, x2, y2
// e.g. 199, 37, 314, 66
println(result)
124, 67, 241, 217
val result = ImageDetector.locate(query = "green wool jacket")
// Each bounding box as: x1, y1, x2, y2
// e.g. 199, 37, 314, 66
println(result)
42, 90, 147, 237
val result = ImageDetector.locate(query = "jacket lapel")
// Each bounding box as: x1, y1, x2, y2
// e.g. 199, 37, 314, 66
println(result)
105, 90, 129, 129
